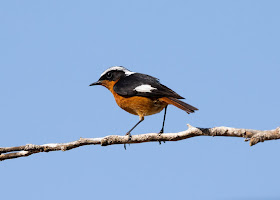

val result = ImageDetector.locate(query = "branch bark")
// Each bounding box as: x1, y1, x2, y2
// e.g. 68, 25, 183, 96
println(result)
1, 125, 279, 161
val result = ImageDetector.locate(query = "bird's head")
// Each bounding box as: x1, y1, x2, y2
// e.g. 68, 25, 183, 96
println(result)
89, 66, 134, 90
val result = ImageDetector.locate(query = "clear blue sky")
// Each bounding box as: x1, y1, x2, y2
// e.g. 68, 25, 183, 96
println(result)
1, 1, 279, 199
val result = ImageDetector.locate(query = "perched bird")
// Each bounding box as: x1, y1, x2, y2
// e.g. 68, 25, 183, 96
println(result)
90, 66, 198, 137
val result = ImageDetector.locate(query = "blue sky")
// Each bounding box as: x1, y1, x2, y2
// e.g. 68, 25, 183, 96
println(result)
1, 1, 279, 199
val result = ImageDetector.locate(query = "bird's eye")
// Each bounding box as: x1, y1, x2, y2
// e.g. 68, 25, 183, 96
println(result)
106, 72, 112, 79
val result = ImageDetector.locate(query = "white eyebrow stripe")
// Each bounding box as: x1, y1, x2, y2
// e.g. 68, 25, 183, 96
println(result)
100, 66, 135, 77
134, 84, 157, 93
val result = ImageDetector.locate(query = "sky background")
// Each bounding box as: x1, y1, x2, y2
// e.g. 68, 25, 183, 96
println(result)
1, 1, 280, 199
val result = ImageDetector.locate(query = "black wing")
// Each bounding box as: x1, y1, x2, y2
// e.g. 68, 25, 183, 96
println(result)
113, 73, 184, 99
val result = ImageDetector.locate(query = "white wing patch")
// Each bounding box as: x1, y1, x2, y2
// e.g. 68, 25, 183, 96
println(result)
134, 84, 157, 93
100, 66, 135, 77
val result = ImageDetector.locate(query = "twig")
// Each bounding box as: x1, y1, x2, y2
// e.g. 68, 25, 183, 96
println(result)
0, 125, 279, 161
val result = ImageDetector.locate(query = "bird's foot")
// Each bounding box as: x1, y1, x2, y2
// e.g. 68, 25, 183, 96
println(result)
158, 128, 163, 136
124, 132, 132, 150
125, 132, 132, 141
158, 129, 165, 145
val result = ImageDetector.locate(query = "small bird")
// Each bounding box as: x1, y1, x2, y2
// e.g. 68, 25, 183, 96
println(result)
90, 66, 198, 138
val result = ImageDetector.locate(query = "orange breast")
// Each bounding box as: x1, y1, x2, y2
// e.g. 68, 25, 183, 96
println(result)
101, 80, 167, 117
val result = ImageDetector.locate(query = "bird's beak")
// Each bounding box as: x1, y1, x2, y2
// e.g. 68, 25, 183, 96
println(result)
89, 80, 102, 86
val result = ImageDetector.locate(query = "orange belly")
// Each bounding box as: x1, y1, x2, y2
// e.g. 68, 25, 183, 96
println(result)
101, 80, 167, 117
113, 93, 167, 117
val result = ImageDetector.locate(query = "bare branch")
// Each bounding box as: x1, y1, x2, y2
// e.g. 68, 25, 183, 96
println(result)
1, 125, 279, 161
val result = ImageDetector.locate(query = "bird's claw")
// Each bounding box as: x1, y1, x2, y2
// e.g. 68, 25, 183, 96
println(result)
158, 130, 165, 145
124, 132, 132, 150
125, 132, 132, 140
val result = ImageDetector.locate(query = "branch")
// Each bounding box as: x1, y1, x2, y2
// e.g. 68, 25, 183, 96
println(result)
1, 125, 279, 161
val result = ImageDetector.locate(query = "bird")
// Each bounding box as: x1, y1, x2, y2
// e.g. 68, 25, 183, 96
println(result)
89, 66, 198, 139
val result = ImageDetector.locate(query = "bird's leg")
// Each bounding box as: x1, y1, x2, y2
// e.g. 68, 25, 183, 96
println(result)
124, 116, 144, 150
125, 116, 144, 137
158, 105, 168, 145
159, 105, 168, 135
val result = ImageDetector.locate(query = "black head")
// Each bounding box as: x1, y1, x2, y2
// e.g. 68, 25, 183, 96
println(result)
89, 66, 135, 86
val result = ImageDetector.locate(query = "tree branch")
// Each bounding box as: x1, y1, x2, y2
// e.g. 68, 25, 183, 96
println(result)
1, 125, 279, 161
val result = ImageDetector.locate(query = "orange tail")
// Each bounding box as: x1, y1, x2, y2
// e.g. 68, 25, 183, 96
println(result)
160, 97, 198, 114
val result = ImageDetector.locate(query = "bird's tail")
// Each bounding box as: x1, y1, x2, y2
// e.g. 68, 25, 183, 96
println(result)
160, 97, 198, 114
